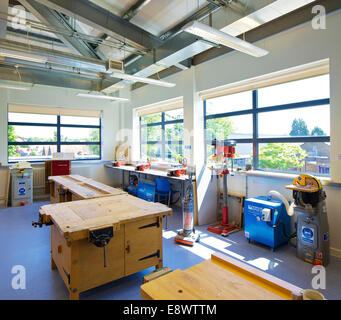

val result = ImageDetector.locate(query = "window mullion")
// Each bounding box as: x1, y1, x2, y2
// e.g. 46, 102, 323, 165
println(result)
253, 90, 259, 169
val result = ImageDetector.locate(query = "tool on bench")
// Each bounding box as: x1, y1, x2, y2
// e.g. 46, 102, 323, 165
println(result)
135, 161, 151, 171
167, 158, 187, 177
286, 174, 330, 266
89, 227, 114, 267
174, 168, 199, 246
207, 139, 239, 236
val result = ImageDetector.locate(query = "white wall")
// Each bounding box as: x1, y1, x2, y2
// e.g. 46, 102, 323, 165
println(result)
129, 10, 341, 255
0, 84, 125, 185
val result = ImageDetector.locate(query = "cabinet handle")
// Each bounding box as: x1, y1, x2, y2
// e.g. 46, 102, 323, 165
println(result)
126, 243, 130, 254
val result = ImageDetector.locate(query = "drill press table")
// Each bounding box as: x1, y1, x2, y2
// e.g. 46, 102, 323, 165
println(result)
38, 194, 172, 299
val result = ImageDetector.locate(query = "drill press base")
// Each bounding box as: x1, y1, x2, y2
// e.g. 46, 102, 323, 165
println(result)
174, 230, 200, 246
207, 223, 238, 236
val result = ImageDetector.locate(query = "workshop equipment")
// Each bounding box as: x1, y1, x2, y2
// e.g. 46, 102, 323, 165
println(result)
244, 191, 291, 250
207, 139, 238, 236
137, 182, 156, 202
174, 170, 200, 246
141, 252, 304, 300
126, 175, 139, 196
286, 174, 330, 266
10, 164, 33, 207
167, 158, 187, 177
135, 161, 151, 171
45, 160, 71, 194
32, 194, 172, 300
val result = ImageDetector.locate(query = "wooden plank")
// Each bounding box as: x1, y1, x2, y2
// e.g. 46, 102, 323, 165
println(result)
140, 252, 303, 300
143, 267, 173, 284
40, 194, 172, 242
0, 166, 10, 208
211, 252, 303, 300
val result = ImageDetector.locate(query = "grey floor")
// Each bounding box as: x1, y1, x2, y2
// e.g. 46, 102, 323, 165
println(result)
0, 201, 340, 300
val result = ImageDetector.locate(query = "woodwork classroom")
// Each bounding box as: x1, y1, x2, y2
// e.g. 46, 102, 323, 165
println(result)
1, 0, 341, 306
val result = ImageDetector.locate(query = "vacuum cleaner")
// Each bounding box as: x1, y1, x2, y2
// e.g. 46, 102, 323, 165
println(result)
174, 170, 200, 246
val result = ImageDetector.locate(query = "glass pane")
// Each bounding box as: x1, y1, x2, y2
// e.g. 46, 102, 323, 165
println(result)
8, 144, 57, 162
8, 125, 57, 142
205, 91, 253, 115
205, 114, 253, 141
60, 145, 100, 159
258, 74, 330, 107
165, 123, 183, 142
140, 125, 162, 143
258, 105, 330, 138
8, 112, 57, 124
164, 108, 183, 121
259, 142, 330, 176
60, 127, 100, 142
141, 113, 162, 124
142, 143, 162, 160
60, 116, 100, 126
165, 143, 183, 163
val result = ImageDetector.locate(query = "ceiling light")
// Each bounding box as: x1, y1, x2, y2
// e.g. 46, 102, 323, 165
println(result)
0, 49, 48, 64
0, 83, 32, 91
77, 93, 129, 102
182, 21, 269, 57
111, 72, 176, 88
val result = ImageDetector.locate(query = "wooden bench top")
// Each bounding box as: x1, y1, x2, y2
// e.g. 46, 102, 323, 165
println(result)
49, 175, 125, 199
40, 194, 172, 242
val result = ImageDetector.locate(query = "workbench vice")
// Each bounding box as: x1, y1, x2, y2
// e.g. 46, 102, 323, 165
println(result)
89, 226, 114, 267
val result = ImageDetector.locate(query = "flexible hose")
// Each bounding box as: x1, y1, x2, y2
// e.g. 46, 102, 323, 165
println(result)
267, 190, 294, 216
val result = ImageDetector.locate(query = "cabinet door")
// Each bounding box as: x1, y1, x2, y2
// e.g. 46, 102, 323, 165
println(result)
125, 217, 162, 276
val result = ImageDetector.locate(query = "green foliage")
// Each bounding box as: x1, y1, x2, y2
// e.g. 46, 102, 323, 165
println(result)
88, 129, 100, 156
259, 143, 307, 171
8, 125, 17, 157
289, 118, 309, 136
311, 126, 326, 136
206, 117, 234, 140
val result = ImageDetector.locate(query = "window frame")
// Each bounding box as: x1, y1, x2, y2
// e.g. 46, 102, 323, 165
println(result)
139, 111, 184, 162
8, 114, 102, 162
204, 87, 330, 173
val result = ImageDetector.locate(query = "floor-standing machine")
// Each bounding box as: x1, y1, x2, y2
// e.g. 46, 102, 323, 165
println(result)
174, 169, 200, 246
207, 139, 238, 236
286, 174, 330, 266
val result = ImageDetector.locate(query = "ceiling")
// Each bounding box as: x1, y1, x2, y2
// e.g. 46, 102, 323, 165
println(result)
0, 0, 338, 92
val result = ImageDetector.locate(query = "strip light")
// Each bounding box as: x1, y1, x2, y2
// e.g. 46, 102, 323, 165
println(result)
111, 72, 176, 88
181, 21, 269, 57
0, 83, 32, 91
77, 93, 129, 102
0, 49, 48, 64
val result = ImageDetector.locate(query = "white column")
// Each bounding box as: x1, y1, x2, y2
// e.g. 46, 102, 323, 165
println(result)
183, 67, 218, 225
0, 89, 8, 165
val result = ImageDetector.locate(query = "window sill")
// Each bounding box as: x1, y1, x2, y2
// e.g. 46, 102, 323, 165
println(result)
227, 169, 331, 184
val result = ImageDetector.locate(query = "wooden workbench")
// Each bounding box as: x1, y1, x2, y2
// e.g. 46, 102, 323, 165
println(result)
141, 252, 303, 300
39, 194, 172, 299
48, 174, 125, 203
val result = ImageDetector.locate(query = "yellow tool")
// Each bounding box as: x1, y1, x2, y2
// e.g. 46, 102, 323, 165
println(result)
286, 174, 322, 193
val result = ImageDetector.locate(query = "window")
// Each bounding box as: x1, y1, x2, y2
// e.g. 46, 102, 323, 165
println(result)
140, 109, 183, 162
8, 112, 101, 162
204, 74, 330, 176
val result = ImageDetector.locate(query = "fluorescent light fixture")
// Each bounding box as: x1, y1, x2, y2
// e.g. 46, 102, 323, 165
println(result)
77, 93, 129, 102
111, 72, 176, 88
182, 21, 269, 57
0, 83, 32, 91
0, 49, 48, 64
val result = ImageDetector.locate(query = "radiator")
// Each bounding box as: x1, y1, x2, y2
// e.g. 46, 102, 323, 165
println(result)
33, 167, 48, 200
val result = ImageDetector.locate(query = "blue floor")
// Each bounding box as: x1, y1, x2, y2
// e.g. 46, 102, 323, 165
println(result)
0, 202, 340, 300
